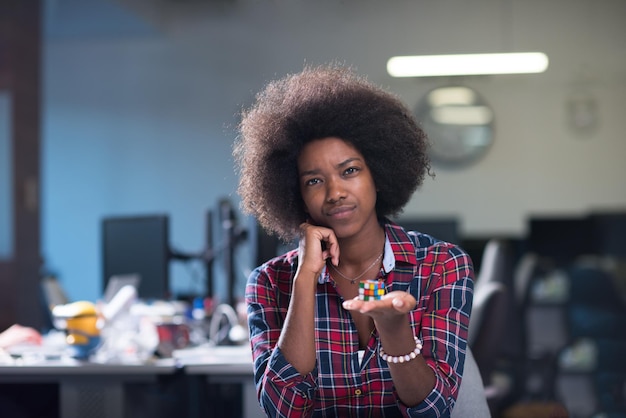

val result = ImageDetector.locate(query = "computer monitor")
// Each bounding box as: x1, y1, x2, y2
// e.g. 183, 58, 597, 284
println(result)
255, 222, 282, 267
253, 219, 298, 268
589, 212, 626, 259
102, 214, 170, 300
527, 216, 594, 264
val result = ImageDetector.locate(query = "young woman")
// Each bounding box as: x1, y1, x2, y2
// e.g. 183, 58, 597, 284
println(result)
234, 65, 474, 417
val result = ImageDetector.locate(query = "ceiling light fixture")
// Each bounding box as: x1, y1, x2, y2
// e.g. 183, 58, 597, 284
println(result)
387, 52, 549, 77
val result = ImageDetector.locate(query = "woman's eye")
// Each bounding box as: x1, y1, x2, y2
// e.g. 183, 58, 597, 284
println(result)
344, 167, 359, 175
305, 178, 320, 186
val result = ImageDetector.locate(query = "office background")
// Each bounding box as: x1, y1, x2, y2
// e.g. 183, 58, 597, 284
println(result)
3, 0, 626, 304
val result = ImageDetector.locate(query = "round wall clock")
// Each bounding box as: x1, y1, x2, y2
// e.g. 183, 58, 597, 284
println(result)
415, 86, 494, 167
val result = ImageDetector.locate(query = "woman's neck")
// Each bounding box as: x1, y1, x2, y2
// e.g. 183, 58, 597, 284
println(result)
336, 222, 386, 267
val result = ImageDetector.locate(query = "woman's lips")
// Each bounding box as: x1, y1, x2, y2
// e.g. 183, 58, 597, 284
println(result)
326, 205, 355, 219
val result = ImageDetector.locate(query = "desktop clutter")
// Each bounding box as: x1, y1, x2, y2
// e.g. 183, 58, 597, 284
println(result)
14, 284, 249, 365
4, 200, 252, 365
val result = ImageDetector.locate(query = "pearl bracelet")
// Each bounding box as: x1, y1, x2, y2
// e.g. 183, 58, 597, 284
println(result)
379, 337, 423, 364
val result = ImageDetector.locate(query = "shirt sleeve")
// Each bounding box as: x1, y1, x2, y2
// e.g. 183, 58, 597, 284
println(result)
245, 266, 319, 417
404, 245, 474, 418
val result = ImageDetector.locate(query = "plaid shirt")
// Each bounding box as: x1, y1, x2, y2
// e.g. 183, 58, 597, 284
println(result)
246, 220, 474, 417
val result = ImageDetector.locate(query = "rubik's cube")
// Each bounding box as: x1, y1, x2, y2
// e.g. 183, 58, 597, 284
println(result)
359, 280, 386, 301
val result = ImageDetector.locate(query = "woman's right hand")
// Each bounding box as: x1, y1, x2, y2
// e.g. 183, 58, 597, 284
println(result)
278, 222, 340, 374
296, 222, 340, 279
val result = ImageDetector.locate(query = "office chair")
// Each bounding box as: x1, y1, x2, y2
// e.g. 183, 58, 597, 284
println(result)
468, 281, 511, 416
468, 281, 509, 382
555, 263, 626, 416
513, 252, 540, 308
472, 238, 517, 364
467, 239, 514, 414
475, 239, 510, 289
451, 346, 492, 418
470, 238, 512, 371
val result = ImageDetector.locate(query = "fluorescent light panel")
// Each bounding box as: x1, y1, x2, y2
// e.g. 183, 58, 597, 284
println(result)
387, 52, 549, 77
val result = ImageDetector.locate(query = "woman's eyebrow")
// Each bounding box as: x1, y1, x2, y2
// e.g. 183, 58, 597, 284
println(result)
336, 157, 363, 168
299, 156, 363, 178
299, 168, 320, 178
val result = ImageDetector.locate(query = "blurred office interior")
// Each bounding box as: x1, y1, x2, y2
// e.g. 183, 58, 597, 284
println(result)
1, 0, 625, 417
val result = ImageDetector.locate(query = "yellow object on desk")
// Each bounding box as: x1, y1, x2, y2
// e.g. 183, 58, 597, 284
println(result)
52, 301, 102, 358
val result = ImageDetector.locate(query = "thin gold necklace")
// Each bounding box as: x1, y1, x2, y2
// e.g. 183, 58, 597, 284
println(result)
329, 252, 383, 284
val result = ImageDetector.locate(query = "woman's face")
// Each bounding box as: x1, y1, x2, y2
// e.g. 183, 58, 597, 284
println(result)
297, 137, 379, 240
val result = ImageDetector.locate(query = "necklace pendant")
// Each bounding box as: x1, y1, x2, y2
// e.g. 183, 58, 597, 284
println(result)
329, 250, 384, 286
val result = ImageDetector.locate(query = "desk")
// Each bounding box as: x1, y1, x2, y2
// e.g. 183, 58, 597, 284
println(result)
0, 358, 180, 418
174, 344, 264, 418
0, 344, 262, 418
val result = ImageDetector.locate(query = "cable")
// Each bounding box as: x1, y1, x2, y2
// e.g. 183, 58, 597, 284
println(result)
207, 303, 247, 346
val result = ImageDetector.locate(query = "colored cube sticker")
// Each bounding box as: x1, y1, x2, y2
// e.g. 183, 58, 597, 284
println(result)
359, 280, 386, 301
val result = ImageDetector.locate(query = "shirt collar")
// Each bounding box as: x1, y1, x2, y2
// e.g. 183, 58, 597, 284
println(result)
382, 237, 395, 274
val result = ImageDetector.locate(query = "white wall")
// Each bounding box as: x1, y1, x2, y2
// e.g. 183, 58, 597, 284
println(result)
41, 0, 626, 302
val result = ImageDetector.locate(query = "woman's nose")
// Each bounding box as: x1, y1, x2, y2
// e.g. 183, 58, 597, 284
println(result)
326, 178, 346, 202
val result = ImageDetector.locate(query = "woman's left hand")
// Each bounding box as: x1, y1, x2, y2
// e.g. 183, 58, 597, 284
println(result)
342, 290, 416, 320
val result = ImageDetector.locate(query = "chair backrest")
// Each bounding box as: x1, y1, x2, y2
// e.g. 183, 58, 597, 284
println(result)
468, 281, 509, 384
475, 239, 509, 288
451, 346, 491, 418
513, 252, 540, 308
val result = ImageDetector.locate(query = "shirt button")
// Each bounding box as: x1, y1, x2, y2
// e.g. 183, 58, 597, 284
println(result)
354, 389, 362, 396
